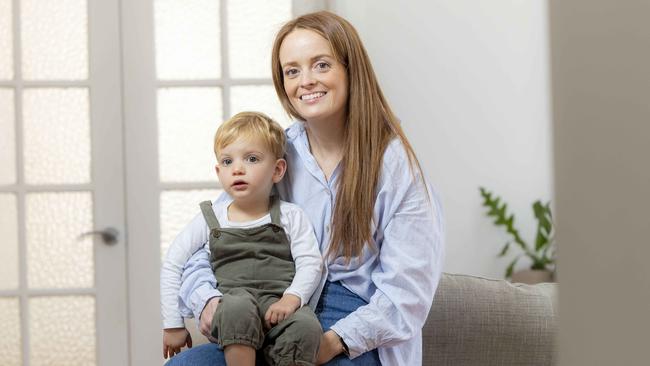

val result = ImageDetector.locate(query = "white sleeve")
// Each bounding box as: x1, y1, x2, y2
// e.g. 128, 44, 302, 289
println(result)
282, 205, 323, 307
160, 210, 213, 329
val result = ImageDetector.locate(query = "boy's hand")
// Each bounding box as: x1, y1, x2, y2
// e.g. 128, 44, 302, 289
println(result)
162, 328, 192, 359
264, 293, 301, 328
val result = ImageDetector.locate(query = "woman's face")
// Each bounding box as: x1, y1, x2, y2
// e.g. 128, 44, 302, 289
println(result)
279, 29, 348, 125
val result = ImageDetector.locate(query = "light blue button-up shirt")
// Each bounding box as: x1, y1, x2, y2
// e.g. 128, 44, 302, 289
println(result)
178, 121, 444, 365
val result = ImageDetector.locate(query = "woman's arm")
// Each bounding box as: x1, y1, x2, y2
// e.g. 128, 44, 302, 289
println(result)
330, 142, 445, 358
177, 246, 219, 319
161, 211, 214, 329
178, 246, 222, 341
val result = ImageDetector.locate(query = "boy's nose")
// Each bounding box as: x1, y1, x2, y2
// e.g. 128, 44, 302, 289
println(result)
232, 163, 245, 175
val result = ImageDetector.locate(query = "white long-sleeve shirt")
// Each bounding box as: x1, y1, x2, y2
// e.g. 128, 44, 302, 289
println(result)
178, 121, 445, 365
160, 199, 322, 329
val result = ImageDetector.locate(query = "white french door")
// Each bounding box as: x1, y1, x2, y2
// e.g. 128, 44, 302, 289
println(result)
0, 0, 127, 365
1, 0, 325, 365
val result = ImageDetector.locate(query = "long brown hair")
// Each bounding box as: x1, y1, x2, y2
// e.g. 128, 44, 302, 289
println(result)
271, 11, 426, 262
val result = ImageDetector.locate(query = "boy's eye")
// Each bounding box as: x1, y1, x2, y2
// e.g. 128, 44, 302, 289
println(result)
246, 156, 260, 163
221, 158, 232, 166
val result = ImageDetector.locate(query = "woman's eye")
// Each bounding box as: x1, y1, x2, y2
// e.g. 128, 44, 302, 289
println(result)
221, 158, 232, 166
315, 62, 330, 71
284, 68, 299, 77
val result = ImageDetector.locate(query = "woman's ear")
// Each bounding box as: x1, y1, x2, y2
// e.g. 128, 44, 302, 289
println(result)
273, 158, 287, 183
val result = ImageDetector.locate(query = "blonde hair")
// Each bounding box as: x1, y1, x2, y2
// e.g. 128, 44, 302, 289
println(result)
214, 112, 286, 159
271, 11, 427, 262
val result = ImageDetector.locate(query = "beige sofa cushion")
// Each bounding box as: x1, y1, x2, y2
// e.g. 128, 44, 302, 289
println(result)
422, 273, 557, 365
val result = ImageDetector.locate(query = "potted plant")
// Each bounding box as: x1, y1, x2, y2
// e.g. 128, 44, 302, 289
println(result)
479, 187, 556, 284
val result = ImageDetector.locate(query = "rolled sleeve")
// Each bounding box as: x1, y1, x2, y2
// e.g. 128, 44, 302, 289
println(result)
178, 247, 222, 320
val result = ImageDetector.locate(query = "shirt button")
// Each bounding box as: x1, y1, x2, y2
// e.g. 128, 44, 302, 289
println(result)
326, 225, 330, 233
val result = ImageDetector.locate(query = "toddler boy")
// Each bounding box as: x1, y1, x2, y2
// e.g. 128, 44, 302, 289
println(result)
160, 112, 323, 365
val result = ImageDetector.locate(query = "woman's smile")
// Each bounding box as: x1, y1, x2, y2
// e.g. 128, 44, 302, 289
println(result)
300, 91, 327, 103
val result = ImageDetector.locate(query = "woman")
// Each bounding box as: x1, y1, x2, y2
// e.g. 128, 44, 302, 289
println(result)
167, 11, 444, 366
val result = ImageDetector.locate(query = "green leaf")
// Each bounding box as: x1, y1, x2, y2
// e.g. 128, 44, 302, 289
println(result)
535, 201, 553, 233
498, 203, 507, 218
505, 215, 514, 228
479, 187, 487, 196
479, 187, 551, 274
535, 232, 548, 251
545, 202, 553, 219
505, 257, 519, 279
533, 200, 554, 251
499, 242, 511, 257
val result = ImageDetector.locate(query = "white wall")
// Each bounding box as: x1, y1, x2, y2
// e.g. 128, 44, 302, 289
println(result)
329, 0, 553, 278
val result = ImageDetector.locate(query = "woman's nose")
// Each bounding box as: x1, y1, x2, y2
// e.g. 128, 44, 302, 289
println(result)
299, 70, 316, 88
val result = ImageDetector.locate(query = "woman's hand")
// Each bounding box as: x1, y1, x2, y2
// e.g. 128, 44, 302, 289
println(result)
264, 294, 301, 328
199, 297, 221, 342
316, 330, 345, 364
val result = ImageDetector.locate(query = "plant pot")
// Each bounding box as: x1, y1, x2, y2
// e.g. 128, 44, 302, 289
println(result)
511, 269, 554, 284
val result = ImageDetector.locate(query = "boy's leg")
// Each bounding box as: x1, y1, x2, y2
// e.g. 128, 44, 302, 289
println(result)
224, 344, 255, 366
315, 282, 382, 366
213, 288, 265, 366
263, 306, 322, 366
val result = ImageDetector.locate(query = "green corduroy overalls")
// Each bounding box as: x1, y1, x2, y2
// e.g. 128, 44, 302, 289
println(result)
200, 196, 322, 366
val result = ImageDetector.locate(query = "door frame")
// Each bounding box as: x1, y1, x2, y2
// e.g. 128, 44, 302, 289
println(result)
121, 0, 161, 363
90, 0, 129, 364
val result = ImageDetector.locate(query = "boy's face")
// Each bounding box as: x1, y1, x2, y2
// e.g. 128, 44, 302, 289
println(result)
215, 136, 286, 205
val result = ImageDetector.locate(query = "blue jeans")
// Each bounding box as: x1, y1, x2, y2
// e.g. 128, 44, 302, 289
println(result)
166, 281, 381, 365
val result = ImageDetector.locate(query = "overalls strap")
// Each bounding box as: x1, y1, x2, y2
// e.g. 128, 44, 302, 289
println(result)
269, 196, 282, 226
199, 201, 221, 230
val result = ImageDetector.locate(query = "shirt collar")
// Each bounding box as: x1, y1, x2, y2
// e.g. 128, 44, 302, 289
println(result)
285, 120, 306, 141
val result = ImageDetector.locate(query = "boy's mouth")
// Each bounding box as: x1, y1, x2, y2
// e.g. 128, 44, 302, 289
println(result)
232, 180, 248, 190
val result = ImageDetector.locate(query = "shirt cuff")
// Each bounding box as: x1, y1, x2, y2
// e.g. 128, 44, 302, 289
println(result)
283, 288, 306, 307
189, 283, 222, 320
163, 318, 185, 329
330, 324, 364, 359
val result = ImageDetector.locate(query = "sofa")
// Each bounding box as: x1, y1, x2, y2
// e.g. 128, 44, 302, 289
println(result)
186, 273, 558, 365
423, 273, 557, 365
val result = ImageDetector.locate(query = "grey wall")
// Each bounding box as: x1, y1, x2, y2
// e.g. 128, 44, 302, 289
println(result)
330, 0, 554, 278
550, 0, 650, 364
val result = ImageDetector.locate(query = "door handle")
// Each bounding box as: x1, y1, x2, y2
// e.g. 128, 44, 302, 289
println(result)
79, 227, 119, 245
